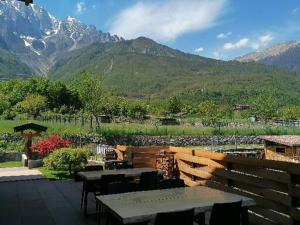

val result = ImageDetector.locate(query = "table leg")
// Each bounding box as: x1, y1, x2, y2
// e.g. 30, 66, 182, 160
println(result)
84, 191, 88, 216
81, 181, 86, 209
241, 207, 249, 225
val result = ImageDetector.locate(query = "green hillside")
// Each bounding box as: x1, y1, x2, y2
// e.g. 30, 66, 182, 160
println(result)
49, 37, 300, 104
0, 48, 33, 80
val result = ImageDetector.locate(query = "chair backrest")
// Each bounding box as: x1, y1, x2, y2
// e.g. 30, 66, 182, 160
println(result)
107, 181, 130, 195
100, 174, 125, 195
154, 208, 194, 225
84, 165, 103, 171
158, 179, 185, 189
139, 171, 158, 191
209, 201, 242, 225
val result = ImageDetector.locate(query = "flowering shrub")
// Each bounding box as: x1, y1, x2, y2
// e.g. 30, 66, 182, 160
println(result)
32, 135, 71, 157
44, 148, 91, 175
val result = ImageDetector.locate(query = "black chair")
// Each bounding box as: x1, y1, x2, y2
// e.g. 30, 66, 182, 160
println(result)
195, 201, 243, 225
154, 208, 195, 225
139, 171, 158, 191
106, 181, 130, 195
158, 179, 185, 189
96, 174, 126, 195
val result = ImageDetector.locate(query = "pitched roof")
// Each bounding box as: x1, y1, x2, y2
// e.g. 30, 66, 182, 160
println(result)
259, 135, 300, 147
14, 123, 48, 133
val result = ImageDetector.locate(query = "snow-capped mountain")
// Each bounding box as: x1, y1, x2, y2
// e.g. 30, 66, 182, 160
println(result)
0, 0, 123, 75
236, 41, 300, 73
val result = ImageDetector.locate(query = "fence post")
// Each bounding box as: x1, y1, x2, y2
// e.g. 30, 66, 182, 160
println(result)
191, 150, 196, 181
226, 162, 233, 187
288, 174, 300, 225
90, 116, 93, 130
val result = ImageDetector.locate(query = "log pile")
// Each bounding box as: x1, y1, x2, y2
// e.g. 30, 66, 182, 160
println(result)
156, 151, 175, 179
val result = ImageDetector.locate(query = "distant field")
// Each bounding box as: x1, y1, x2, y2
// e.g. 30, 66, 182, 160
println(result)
1, 120, 300, 136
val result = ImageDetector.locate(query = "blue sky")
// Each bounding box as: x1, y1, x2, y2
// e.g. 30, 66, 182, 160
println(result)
35, 0, 300, 60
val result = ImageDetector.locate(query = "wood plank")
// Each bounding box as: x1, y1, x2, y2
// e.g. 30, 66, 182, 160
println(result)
177, 160, 213, 180
232, 164, 290, 184
176, 153, 224, 168
249, 212, 281, 225
191, 151, 300, 175
250, 207, 292, 225
205, 180, 290, 214
289, 186, 300, 198
207, 168, 288, 192
290, 207, 300, 222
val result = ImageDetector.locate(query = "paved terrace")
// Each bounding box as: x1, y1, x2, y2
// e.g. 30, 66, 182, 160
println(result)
0, 179, 97, 225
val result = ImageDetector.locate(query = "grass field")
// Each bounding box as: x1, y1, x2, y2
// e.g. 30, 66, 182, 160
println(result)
1, 119, 300, 136
0, 161, 23, 168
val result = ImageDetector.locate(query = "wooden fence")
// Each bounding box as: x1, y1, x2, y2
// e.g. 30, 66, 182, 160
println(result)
115, 145, 300, 225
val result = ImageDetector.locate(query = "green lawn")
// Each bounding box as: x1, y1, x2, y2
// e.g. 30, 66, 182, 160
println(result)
0, 161, 23, 168
38, 167, 73, 180
1, 119, 300, 136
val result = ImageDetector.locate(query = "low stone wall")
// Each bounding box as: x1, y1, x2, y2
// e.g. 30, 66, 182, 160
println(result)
0, 152, 22, 162
66, 135, 262, 146
1, 133, 262, 147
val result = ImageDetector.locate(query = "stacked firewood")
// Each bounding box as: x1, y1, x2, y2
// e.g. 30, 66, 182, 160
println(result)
156, 151, 175, 179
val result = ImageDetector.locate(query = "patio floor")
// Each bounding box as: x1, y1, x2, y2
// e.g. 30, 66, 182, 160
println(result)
0, 179, 97, 225
0, 167, 44, 182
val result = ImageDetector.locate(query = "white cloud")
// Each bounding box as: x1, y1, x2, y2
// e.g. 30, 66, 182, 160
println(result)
251, 33, 274, 50
223, 34, 274, 51
224, 38, 249, 50
195, 47, 204, 53
110, 0, 227, 41
76, 1, 86, 14
217, 31, 232, 39
213, 51, 226, 60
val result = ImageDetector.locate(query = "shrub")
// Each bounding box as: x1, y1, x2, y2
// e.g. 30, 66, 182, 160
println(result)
32, 135, 71, 157
44, 148, 91, 175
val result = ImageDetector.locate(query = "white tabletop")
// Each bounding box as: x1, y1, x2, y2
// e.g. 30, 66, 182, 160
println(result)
97, 186, 255, 224
78, 167, 159, 181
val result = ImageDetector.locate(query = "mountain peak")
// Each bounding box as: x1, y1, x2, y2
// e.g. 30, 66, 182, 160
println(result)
237, 41, 300, 73
0, 0, 123, 75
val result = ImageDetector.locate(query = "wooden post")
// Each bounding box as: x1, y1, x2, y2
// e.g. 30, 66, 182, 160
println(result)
191, 150, 196, 181
289, 173, 300, 225
90, 116, 93, 130
226, 162, 233, 187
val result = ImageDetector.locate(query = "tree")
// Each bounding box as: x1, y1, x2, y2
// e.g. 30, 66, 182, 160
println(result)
166, 96, 183, 114
280, 106, 300, 121
74, 71, 105, 128
19, 94, 47, 119
250, 92, 278, 123
127, 101, 148, 120
0, 94, 10, 115
198, 101, 232, 126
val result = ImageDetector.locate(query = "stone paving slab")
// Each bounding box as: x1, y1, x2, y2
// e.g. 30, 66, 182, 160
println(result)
0, 167, 45, 182
0, 180, 97, 225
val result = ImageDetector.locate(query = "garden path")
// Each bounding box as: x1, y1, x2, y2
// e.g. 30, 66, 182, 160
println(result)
0, 167, 44, 182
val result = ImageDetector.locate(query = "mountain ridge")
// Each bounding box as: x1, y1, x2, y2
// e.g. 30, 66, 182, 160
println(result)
236, 41, 300, 73
0, 0, 123, 76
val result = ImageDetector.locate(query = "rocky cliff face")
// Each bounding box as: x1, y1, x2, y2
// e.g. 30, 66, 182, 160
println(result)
236, 41, 300, 73
0, 0, 123, 75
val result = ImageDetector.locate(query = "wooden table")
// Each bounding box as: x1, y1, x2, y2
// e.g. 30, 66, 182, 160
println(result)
78, 168, 160, 215
96, 186, 255, 224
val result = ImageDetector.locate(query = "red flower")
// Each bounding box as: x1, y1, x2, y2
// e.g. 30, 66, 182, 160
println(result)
32, 135, 71, 157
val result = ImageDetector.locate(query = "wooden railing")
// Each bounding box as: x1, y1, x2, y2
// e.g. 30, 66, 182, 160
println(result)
116, 145, 300, 225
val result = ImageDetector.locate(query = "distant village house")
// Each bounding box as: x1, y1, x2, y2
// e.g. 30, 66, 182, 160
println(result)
260, 135, 300, 163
